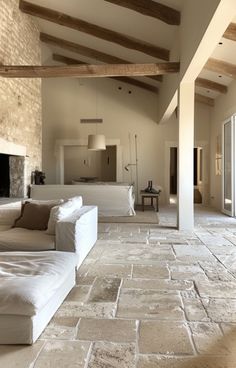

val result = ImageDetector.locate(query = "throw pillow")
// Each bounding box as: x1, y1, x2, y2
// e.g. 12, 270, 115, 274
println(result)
24, 199, 64, 205
46, 197, 82, 235
14, 202, 56, 230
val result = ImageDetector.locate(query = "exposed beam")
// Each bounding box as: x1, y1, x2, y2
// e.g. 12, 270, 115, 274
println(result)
40, 33, 163, 82
53, 54, 84, 65
195, 77, 227, 94
195, 93, 214, 107
19, 0, 169, 60
0, 62, 180, 78
52, 53, 159, 93
223, 22, 236, 41
103, 0, 180, 25
205, 58, 236, 79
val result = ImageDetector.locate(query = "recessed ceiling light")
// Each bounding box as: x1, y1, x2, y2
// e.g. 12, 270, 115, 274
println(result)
207, 90, 210, 93
219, 41, 223, 45
218, 75, 222, 78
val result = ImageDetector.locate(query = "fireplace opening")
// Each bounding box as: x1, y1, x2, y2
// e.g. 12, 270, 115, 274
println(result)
0, 154, 10, 197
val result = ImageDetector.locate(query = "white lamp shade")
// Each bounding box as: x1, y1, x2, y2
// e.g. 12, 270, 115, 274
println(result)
88, 134, 106, 150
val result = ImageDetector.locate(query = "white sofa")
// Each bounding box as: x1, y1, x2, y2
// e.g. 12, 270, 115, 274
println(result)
0, 251, 77, 344
0, 201, 98, 269
0, 197, 98, 344
30, 183, 135, 216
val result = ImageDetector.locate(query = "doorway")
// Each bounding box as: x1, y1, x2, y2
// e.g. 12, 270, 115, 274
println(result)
64, 145, 117, 183
169, 147, 203, 204
222, 116, 235, 216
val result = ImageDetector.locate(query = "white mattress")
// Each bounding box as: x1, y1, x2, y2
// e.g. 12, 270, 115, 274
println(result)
0, 228, 55, 251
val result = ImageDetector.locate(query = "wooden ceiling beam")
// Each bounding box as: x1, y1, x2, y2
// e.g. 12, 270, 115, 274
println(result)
52, 53, 159, 93
40, 33, 163, 82
205, 58, 236, 79
0, 62, 180, 78
196, 77, 227, 94
195, 93, 214, 107
223, 22, 236, 42
103, 0, 180, 25
19, 0, 170, 60
53, 54, 84, 65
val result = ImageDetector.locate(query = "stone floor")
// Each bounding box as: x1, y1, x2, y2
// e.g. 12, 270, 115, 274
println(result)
1, 205, 236, 367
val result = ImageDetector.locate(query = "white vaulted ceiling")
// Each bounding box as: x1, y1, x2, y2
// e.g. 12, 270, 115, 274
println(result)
18, 0, 236, 105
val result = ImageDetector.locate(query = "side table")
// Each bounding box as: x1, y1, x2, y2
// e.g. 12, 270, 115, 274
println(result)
140, 190, 160, 212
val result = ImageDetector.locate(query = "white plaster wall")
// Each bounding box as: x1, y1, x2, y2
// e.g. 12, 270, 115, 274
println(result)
210, 80, 236, 210
42, 77, 211, 204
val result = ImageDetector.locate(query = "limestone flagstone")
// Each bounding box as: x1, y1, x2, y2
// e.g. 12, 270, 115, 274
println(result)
195, 281, 236, 298
76, 318, 137, 342
34, 341, 91, 368
87, 277, 121, 303
122, 278, 194, 291
88, 342, 135, 368
139, 321, 193, 354
189, 322, 230, 355
116, 288, 184, 320
202, 298, 236, 322
137, 355, 236, 368
132, 264, 170, 279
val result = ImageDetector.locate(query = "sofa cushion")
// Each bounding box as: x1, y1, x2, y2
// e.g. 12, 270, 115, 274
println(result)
14, 202, 55, 230
46, 196, 83, 235
0, 251, 76, 316
0, 227, 55, 251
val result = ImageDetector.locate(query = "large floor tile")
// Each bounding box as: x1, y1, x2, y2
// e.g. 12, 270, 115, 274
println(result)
137, 355, 236, 368
88, 342, 135, 368
0, 341, 45, 368
34, 341, 91, 368
139, 321, 193, 354
77, 318, 137, 342
116, 288, 184, 320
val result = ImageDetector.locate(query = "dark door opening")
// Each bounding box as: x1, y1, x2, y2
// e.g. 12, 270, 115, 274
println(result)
169, 147, 202, 203
170, 147, 177, 195
0, 154, 10, 197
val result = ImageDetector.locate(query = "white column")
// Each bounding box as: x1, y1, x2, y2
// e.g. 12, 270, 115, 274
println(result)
177, 82, 195, 231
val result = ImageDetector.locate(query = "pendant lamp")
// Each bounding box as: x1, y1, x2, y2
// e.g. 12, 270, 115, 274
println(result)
87, 79, 106, 151
88, 134, 106, 150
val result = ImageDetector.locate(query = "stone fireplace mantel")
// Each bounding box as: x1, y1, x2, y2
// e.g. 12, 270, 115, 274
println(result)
0, 138, 26, 157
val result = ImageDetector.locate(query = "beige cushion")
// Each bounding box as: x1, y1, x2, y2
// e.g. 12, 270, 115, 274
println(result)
25, 199, 64, 206
46, 196, 83, 235
0, 227, 55, 251
14, 202, 55, 231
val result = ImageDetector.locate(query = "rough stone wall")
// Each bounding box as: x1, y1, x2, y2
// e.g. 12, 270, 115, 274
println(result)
0, 0, 42, 187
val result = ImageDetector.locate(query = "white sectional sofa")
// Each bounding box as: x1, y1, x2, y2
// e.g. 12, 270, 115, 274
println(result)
30, 183, 135, 216
0, 251, 77, 344
0, 195, 98, 344
0, 199, 98, 269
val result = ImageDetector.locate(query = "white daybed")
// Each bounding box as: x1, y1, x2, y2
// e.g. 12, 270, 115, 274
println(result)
30, 183, 135, 217
0, 251, 76, 344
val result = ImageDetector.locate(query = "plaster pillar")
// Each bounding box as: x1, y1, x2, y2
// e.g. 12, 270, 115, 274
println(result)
177, 82, 195, 231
